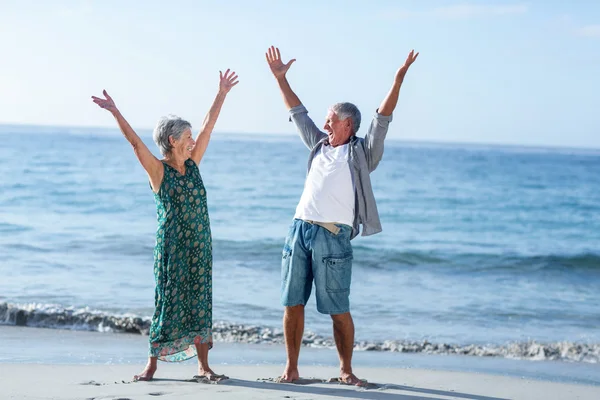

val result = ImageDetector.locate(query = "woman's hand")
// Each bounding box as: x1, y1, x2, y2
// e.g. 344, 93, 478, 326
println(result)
91, 90, 119, 113
218, 69, 239, 95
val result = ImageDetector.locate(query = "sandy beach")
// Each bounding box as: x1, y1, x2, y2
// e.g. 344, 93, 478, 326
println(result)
2, 325, 600, 399
1, 363, 599, 400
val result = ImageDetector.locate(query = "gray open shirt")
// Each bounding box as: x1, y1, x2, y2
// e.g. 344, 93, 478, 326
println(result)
289, 104, 393, 240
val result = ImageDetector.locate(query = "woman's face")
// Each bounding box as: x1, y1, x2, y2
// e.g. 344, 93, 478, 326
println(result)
170, 128, 195, 158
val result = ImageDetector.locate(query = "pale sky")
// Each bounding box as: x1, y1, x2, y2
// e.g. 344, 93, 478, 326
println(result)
0, 0, 599, 147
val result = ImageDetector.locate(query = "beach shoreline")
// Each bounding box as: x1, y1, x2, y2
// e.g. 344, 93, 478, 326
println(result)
1, 363, 599, 400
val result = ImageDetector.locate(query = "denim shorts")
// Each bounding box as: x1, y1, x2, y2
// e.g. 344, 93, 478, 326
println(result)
280, 219, 353, 315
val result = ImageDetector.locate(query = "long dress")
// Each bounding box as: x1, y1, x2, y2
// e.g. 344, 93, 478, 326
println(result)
148, 159, 213, 362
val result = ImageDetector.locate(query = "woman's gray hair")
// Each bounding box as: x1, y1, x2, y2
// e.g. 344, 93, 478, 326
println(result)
153, 115, 192, 156
330, 102, 361, 134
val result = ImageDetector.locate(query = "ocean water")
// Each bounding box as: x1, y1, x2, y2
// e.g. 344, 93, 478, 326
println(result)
1, 124, 600, 363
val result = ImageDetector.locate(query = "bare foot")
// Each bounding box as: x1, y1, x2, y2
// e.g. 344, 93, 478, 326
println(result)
339, 372, 367, 387
194, 367, 228, 382
278, 366, 300, 383
133, 364, 157, 382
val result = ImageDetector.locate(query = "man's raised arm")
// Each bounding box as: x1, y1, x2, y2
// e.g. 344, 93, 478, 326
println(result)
365, 50, 419, 172
266, 46, 326, 149
266, 46, 300, 110
379, 50, 419, 116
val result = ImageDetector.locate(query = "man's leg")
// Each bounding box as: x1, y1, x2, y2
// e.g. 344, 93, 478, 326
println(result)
331, 312, 365, 385
280, 220, 313, 382
282, 304, 305, 381
312, 225, 365, 385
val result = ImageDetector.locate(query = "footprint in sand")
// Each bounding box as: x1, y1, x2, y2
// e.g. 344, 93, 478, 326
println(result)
189, 375, 228, 384
327, 377, 379, 389
258, 377, 379, 389
79, 381, 104, 386
258, 377, 326, 385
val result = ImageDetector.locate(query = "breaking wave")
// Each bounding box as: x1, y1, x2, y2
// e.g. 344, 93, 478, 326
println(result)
1, 302, 597, 364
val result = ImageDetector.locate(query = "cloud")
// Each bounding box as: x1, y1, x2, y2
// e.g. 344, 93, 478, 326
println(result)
379, 3, 528, 21
576, 25, 600, 37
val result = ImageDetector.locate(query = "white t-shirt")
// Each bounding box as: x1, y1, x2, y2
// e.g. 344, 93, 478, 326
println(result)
294, 143, 355, 226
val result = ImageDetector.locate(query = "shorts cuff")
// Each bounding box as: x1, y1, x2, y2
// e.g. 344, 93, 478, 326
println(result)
317, 307, 350, 315
282, 300, 307, 308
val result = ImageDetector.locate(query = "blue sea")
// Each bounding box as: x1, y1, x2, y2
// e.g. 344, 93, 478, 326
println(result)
1, 124, 599, 368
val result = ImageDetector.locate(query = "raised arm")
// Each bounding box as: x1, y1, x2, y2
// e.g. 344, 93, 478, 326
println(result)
266, 46, 326, 149
266, 46, 300, 110
191, 69, 239, 165
378, 50, 419, 116
91, 90, 163, 190
365, 50, 419, 172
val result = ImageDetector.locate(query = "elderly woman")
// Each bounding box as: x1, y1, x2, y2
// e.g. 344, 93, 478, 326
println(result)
92, 70, 239, 381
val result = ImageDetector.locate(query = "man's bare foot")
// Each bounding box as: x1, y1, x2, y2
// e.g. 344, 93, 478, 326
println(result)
278, 366, 300, 383
194, 367, 228, 382
339, 372, 367, 387
133, 364, 157, 382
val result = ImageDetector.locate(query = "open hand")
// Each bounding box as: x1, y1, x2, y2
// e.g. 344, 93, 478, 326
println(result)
219, 69, 239, 94
265, 46, 296, 79
91, 90, 118, 113
395, 49, 419, 82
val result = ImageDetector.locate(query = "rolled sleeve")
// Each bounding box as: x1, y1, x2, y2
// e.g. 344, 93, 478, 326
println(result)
364, 109, 393, 172
289, 104, 309, 121
287, 104, 327, 150
374, 108, 393, 123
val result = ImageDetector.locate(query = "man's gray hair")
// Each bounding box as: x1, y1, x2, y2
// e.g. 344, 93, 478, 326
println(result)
330, 102, 361, 134
153, 115, 192, 156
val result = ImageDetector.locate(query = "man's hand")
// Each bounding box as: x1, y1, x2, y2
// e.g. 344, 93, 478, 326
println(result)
378, 49, 419, 116
218, 69, 239, 95
395, 49, 419, 83
91, 90, 118, 114
266, 46, 296, 79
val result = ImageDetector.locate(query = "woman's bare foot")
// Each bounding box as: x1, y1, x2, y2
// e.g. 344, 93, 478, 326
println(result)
134, 361, 157, 382
195, 367, 228, 382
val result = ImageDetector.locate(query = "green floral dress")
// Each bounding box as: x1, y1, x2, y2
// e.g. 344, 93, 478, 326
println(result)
149, 159, 213, 362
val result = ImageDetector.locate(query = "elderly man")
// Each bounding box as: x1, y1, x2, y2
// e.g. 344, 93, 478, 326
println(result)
265, 46, 418, 385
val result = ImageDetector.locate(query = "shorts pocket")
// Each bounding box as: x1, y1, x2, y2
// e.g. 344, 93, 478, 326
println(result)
324, 253, 352, 293
281, 247, 293, 283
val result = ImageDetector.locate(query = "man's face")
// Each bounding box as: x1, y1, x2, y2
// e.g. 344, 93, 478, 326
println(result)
323, 111, 352, 147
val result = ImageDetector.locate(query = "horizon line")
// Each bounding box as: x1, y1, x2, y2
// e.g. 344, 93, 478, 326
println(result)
1, 121, 599, 153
